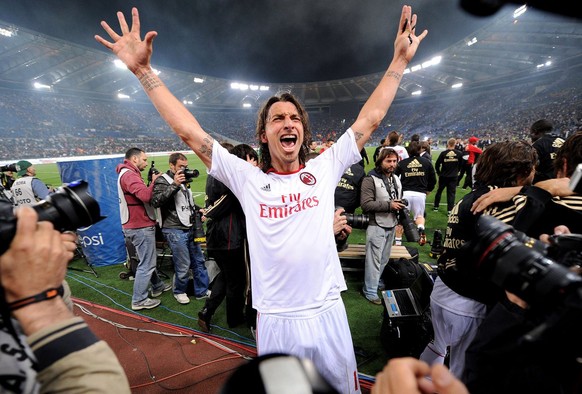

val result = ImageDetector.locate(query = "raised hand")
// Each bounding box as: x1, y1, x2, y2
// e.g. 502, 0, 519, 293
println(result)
95, 7, 157, 74
394, 5, 428, 65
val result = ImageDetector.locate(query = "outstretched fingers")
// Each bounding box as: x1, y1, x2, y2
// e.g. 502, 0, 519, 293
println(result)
117, 10, 130, 35
399, 5, 411, 35
130, 7, 141, 35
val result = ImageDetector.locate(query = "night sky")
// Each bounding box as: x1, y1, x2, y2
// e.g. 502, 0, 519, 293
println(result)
0, 0, 507, 83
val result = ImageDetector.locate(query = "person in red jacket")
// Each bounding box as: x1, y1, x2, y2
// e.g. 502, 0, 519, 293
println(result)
462, 136, 482, 189
117, 147, 171, 310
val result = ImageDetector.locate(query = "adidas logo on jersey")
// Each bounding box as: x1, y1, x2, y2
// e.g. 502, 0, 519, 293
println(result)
261, 183, 271, 192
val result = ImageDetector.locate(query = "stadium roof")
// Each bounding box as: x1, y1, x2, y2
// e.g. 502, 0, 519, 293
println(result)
0, 5, 580, 110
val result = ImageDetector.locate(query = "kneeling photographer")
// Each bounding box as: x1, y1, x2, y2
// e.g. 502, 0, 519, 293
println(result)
360, 148, 406, 305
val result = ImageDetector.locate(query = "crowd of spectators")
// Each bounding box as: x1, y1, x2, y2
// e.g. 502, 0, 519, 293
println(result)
0, 66, 580, 161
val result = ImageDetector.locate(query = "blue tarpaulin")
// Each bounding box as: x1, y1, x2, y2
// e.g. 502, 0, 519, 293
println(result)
58, 157, 126, 267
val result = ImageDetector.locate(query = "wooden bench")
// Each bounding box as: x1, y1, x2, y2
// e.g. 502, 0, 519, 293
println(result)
339, 244, 411, 260
339, 244, 412, 272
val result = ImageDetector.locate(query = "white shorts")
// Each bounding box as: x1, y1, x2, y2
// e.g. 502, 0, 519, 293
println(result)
256, 298, 361, 394
403, 190, 426, 220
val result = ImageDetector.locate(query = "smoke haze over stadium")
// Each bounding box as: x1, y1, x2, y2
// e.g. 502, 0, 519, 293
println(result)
0, 0, 500, 83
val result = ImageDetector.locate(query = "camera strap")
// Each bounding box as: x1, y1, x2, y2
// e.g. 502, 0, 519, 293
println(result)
384, 174, 398, 200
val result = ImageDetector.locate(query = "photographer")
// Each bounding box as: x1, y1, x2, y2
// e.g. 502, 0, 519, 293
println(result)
0, 206, 130, 393
151, 152, 209, 304
360, 148, 405, 305
462, 224, 582, 394
10, 161, 51, 207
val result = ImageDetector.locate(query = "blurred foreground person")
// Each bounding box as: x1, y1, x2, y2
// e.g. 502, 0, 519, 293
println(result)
0, 206, 130, 393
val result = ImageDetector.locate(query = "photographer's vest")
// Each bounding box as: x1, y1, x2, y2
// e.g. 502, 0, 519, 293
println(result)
117, 168, 156, 225
10, 177, 39, 207
371, 174, 401, 228
155, 173, 193, 227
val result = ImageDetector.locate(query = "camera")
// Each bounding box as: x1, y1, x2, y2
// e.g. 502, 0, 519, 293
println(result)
468, 215, 582, 342
396, 199, 420, 242
191, 208, 206, 243
0, 180, 104, 255
147, 161, 160, 186
182, 167, 200, 183
0, 163, 18, 173
344, 212, 369, 229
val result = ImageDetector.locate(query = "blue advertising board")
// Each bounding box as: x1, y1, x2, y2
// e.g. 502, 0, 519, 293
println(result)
58, 157, 126, 267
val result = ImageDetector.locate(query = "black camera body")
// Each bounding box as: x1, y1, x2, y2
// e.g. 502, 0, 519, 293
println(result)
191, 209, 206, 243
0, 163, 18, 173
468, 215, 582, 343
0, 180, 103, 255
147, 161, 160, 186
396, 198, 420, 242
182, 167, 200, 183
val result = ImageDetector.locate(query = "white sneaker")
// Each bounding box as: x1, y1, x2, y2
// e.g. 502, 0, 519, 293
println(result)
131, 298, 161, 311
174, 293, 190, 304
196, 290, 211, 300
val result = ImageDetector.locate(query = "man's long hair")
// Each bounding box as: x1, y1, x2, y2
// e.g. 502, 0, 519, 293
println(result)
475, 141, 537, 187
255, 93, 312, 172
554, 131, 582, 177
375, 148, 399, 173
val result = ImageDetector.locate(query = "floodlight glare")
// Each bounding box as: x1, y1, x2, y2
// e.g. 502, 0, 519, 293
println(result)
33, 82, 51, 90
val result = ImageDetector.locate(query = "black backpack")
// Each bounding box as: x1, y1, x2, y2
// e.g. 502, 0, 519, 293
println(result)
379, 254, 434, 359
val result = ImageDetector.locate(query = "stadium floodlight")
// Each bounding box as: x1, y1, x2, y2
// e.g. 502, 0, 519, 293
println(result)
242, 103, 252, 108
33, 82, 51, 90
0, 27, 16, 37
451, 82, 463, 89
513, 5, 527, 18
117, 93, 130, 99
113, 59, 127, 70
193, 77, 204, 83
467, 37, 478, 46
410, 64, 422, 73
411, 90, 422, 96
259, 86, 269, 91
231, 82, 249, 90
250, 85, 259, 91
183, 100, 194, 105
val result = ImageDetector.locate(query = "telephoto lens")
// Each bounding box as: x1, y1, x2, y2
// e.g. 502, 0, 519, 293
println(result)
0, 180, 104, 255
396, 199, 419, 242
344, 212, 369, 229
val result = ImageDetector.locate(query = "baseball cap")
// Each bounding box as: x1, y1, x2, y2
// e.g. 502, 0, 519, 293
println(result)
16, 160, 32, 176
468, 136, 479, 144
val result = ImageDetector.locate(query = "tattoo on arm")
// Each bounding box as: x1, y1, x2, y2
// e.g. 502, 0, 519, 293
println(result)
137, 70, 163, 91
200, 136, 214, 159
385, 70, 402, 81
354, 132, 364, 141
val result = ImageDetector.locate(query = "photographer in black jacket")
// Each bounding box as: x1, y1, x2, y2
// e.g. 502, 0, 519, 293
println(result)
151, 152, 209, 305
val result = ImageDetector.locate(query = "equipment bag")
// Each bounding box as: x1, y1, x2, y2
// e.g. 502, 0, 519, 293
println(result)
380, 256, 434, 359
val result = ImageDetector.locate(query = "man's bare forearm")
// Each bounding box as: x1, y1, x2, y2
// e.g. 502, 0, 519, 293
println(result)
134, 67, 214, 167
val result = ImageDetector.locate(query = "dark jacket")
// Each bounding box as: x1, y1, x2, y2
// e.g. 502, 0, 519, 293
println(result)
151, 170, 189, 230
334, 162, 365, 213
204, 175, 246, 251
435, 148, 463, 178
532, 133, 565, 183
395, 155, 436, 193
